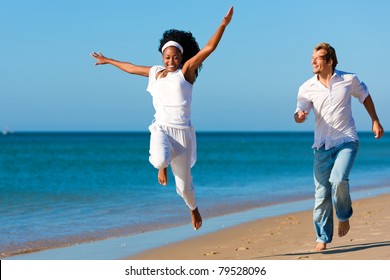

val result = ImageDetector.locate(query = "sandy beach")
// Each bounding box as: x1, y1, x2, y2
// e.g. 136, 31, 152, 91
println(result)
129, 192, 390, 260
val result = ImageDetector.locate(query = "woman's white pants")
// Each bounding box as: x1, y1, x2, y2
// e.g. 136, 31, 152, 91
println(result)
148, 122, 197, 210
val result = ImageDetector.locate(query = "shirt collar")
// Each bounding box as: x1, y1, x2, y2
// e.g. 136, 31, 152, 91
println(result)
309, 68, 343, 86
331, 69, 344, 83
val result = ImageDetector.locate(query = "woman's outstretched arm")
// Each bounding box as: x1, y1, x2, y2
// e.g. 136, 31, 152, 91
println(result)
182, 6, 234, 83
91, 52, 151, 77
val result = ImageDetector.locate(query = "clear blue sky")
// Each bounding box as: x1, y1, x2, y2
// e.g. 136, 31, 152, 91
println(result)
1, 0, 389, 132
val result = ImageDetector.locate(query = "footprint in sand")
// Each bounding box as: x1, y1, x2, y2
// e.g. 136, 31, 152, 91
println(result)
203, 251, 220, 256
282, 216, 300, 225
235, 247, 249, 251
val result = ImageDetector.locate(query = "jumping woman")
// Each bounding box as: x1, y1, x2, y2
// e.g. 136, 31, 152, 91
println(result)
91, 6, 234, 230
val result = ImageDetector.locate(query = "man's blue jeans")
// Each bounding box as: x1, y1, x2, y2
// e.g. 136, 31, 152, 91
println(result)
313, 141, 358, 244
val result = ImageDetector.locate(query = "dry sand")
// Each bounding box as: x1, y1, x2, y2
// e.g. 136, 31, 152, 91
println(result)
129, 193, 390, 260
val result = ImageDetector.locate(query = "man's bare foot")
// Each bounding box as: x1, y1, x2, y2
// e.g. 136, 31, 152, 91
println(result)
191, 207, 202, 230
338, 220, 350, 237
316, 242, 327, 251
158, 168, 167, 186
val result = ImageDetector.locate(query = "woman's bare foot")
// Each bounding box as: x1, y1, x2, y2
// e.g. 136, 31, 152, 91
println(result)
338, 220, 350, 237
316, 242, 327, 251
158, 168, 167, 186
191, 207, 202, 230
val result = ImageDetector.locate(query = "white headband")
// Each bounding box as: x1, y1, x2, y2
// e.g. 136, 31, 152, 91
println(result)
162, 41, 183, 54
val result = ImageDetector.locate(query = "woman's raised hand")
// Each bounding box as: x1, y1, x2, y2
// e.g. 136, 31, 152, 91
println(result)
223, 6, 234, 26
90, 52, 108, 65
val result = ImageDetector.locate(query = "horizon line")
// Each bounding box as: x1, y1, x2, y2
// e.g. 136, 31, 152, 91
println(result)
1, 130, 376, 134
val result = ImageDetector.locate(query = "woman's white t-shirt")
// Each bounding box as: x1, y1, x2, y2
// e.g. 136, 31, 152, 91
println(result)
147, 66, 193, 128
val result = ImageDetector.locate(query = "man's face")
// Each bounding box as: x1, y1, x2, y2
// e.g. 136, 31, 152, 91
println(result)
311, 49, 332, 75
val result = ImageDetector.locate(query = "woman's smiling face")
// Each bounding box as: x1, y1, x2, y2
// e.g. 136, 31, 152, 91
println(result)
162, 46, 183, 72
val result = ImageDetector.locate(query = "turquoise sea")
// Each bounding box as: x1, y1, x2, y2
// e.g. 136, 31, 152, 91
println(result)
1, 132, 389, 258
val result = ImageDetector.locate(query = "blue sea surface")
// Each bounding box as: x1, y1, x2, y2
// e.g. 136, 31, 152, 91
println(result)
1, 132, 389, 258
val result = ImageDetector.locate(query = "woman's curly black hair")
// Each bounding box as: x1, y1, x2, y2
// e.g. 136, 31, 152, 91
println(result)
159, 29, 202, 80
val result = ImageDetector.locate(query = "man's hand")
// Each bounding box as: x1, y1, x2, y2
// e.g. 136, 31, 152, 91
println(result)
295, 110, 308, 123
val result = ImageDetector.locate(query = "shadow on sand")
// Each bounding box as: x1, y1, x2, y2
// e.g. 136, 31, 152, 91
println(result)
257, 240, 390, 259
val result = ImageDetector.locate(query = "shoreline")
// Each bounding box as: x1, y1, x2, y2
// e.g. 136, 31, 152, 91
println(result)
130, 191, 390, 260
4, 186, 390, 260
3, 183, 389, 259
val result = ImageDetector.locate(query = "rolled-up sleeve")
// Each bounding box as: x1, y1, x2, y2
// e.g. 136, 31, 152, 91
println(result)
351, 75, 370, 103
295, 86, 313, 114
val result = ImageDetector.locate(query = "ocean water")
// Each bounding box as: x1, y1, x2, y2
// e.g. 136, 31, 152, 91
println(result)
1, 132, 389, 258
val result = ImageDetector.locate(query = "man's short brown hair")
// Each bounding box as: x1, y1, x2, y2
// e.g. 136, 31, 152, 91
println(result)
314, 42, 338, 70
